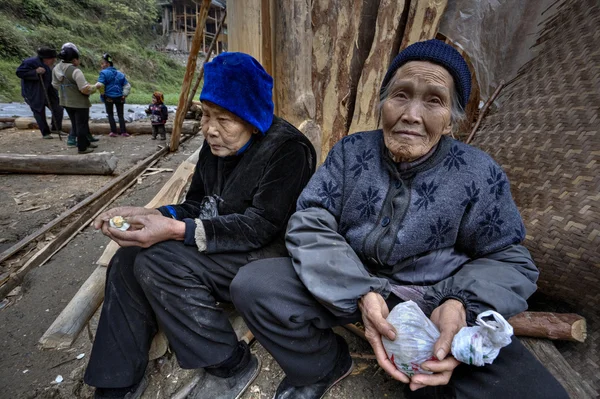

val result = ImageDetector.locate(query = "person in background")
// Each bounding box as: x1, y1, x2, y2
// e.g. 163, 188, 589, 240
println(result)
52, 47, 99, 154
97, 53, 131, 137
60, 42, 100, 148
145, 91, 168, 140
16, 46, 63, 139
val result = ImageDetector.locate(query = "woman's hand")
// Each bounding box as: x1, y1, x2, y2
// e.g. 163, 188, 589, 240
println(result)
408, 299, 466, 391
94, 206, 161, 232
102, 214, 185, 248
359, 292, 410, 384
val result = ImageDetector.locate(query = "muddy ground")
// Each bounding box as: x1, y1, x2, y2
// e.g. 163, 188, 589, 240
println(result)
0, 127, 407, 398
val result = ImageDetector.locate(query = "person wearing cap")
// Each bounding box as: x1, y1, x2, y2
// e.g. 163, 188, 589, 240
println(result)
97, 53, 131, 137
16, 46, 63, 139
83, 52, 316, 399
52, 46, 100, 154
232, 40, 568, 398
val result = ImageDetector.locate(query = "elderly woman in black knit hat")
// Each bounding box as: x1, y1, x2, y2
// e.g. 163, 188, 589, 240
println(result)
83, 52, 316, 399
232, 40, 568, 398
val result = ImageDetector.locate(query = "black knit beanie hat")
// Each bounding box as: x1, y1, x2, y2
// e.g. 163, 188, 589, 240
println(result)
380, 39, 472, 109
37, 46, 57, 59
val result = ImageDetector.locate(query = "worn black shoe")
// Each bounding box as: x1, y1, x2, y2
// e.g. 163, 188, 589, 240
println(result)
273, 335, 353, 399
89, 143, 98, 148
88, 134, 100, 142
188, 353, 261, 399
78, 148, 94, 154
42, 134, 53, 139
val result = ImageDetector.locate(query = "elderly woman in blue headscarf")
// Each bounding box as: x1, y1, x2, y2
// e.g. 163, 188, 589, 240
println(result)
232, 40, 568, 399
83, 52, 316, 399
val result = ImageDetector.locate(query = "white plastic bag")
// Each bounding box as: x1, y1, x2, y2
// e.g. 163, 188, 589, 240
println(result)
382, 301, 513, 376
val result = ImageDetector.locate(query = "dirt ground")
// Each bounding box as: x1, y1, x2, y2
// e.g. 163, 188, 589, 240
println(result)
0, 127, 407, 398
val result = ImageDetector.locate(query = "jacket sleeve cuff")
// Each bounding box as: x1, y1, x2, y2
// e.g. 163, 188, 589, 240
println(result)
424, 289, 478, 325
183, 218, 207, 251
157, 205, 178, 219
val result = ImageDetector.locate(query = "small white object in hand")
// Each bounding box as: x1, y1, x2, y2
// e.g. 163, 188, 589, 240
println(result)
109, 216, 130, 231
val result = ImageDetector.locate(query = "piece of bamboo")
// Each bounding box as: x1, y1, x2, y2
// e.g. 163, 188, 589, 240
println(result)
170, 0, 211, 152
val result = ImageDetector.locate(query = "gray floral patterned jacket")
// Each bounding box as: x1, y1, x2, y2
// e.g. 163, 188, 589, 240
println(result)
286, 131, 539, 324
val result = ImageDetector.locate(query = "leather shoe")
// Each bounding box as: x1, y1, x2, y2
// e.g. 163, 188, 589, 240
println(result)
273, 335, 353, 399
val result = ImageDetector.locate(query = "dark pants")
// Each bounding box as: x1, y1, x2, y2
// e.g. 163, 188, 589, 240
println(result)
152, 124, 166, 139
31, 101, 63, 137
105, 96, 127, 134
232, 257, 570, 399
64, 107, 91, 151
84, 241, 267, 389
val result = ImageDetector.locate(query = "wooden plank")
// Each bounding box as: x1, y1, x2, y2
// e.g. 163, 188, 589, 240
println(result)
39, 266, 107, 349
400, 0, 448, 50
521, 338, 596, 399
170, 0, 210, 152
39, 145, 202, 349
0, 152, 118, 175
349, 0, 408, 134
227, 0, 262, 60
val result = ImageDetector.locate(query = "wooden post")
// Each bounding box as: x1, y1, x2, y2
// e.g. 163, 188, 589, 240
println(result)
400, 0, 448, 50
172, 4, 176, 32
185, 10, 227, 113
170, 0, 211, 152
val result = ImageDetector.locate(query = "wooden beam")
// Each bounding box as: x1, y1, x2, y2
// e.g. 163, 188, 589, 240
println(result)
170, 0, 210, 152
39, 145, 201, 349
400, 0, 448, 50
521, 338, 596, 399
0, 152, 118, 175
185, 9, 227, 113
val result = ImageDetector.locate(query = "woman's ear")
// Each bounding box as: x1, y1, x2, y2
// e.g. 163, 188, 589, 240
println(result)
442, 121, 453, 136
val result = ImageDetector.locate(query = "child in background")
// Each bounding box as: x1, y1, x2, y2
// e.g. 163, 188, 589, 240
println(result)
145, 91, 168, 140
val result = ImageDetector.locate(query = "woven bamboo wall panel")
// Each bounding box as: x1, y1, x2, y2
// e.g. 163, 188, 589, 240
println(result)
474, 0, 599, 392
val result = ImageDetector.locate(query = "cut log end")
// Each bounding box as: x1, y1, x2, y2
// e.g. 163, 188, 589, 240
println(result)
571, 319, 587, 343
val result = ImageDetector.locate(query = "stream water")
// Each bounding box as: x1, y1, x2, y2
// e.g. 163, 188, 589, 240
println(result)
0, 102, 177, 122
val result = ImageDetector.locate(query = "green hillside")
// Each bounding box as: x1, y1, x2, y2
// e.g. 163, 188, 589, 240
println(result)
0, 0, 185, 104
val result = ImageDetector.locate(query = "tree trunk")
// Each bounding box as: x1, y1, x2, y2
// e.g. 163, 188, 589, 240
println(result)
349, 0, 409, 134
0, 152, 118, 175
400, 0, 448, 50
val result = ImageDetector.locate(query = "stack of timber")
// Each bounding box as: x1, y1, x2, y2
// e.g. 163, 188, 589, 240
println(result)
13, 117, 200, 136
39, 145, 202, 350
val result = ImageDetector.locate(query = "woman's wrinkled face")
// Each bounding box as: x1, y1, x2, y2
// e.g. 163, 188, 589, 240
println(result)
201, 101, 255, 157
381, 61, 453, 163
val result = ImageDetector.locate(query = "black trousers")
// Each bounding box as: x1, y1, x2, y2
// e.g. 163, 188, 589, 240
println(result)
64, 107, 91, 151
105, 96, 127, 134
232, 257, 570, 399
152, 124, 166, 138
84, 240, 270, 389
31, 101, 63, 137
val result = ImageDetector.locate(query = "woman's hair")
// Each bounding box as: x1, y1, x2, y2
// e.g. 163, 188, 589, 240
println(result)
153, 91, 164, 104
377, 74, 466, 131
58, 47, 79, 63
102, 53, 114, 67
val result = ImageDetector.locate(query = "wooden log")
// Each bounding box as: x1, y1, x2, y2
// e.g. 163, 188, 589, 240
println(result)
349, 0, 408, 134
508, 312, 587, 342
0, 117, 16, 123
39, 266, 107, 349
400, 0, 448, 50
0, 152, 118, 175
521, 338, 596, 399
13, 117, 200, 136
39, 145, 201, 349
170, 0, 210, 152
0, 122, 14, 130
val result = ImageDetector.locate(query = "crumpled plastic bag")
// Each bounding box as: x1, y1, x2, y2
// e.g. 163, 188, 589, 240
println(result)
382, 301, 513, 377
